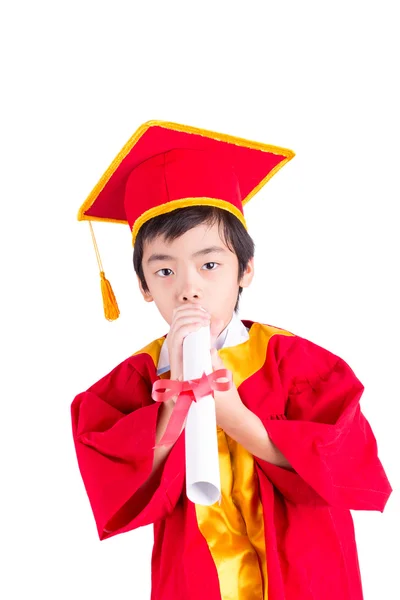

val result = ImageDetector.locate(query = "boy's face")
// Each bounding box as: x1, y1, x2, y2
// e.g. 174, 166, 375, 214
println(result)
137, 221, 254, 335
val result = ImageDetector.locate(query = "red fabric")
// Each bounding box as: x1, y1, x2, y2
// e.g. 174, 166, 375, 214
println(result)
82, 124, 287, 226
124, 149, 246, 231
71, 321, 392, 599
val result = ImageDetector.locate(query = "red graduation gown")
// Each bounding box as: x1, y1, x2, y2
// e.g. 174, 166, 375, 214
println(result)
71, 320, 392, 600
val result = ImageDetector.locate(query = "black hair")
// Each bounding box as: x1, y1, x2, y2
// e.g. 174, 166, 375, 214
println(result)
133, 205, 255, 313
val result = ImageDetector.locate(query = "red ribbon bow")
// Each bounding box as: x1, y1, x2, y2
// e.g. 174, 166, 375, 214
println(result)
151, 368, 232, 447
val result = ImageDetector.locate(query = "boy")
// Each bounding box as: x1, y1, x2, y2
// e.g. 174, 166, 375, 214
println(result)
71, 121, 392, 600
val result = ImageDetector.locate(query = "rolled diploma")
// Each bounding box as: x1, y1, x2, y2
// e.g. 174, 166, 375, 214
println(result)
183, 323, 221, 505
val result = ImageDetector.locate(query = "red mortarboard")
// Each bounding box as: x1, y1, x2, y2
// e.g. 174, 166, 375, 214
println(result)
77, 120, 295, 321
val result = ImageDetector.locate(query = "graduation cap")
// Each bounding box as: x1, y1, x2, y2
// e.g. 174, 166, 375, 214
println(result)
77, 120, 295, 321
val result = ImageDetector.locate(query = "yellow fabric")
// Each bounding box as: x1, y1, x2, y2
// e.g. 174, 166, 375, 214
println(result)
131, 197, 248, 245
135, 322, 295, 599
133, 335, 165, 362
197, 430, 266, 599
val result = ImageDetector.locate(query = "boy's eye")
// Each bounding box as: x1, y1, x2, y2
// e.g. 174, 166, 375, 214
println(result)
157, 268, 173, 277
156, 263, 219, 277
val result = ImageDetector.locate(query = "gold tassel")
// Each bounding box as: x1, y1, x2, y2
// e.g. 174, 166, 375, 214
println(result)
100, 271, 120, 321
89, 221, 120, 321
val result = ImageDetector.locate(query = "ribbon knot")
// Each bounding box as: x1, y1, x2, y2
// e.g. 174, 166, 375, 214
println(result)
151, 368, 232, 447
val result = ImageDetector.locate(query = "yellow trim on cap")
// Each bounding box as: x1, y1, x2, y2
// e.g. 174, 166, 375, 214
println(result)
242, 155, 294, 206
77, 120, 295, 223
146, 120, 295, 159
77, 122, 151, 223
131, 197, 247, 245
78, 213, 128, 225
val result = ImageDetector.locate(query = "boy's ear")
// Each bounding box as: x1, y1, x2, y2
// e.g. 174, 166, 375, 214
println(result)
239, 257, 255, 289
137, 275, 153, 303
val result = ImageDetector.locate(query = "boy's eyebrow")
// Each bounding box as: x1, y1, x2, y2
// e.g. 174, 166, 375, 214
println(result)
147, 246, 228, 264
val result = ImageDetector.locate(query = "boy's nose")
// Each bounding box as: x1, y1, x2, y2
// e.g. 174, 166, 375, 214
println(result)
179, 284, 202, 303
180, 291, 201, 302
178, 270, 203, 303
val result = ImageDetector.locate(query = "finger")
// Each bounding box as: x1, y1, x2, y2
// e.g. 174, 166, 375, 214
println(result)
173, 304, 210, 318
172, 310, 211, 328
170, 315, 210, 335
173, 309, 210, 322
169, 321, 206, 344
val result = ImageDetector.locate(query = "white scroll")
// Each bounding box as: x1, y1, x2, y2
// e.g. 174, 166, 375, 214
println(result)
183, 323, 221, 506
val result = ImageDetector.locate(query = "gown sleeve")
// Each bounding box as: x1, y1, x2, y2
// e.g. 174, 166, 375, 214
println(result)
71, 357, 184, 540
254, 336, 392, 510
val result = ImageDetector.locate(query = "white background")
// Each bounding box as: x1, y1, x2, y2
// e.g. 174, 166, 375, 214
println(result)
1, 1, 399, 599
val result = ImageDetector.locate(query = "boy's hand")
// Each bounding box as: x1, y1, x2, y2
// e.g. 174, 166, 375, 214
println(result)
167, 303, 212, 385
